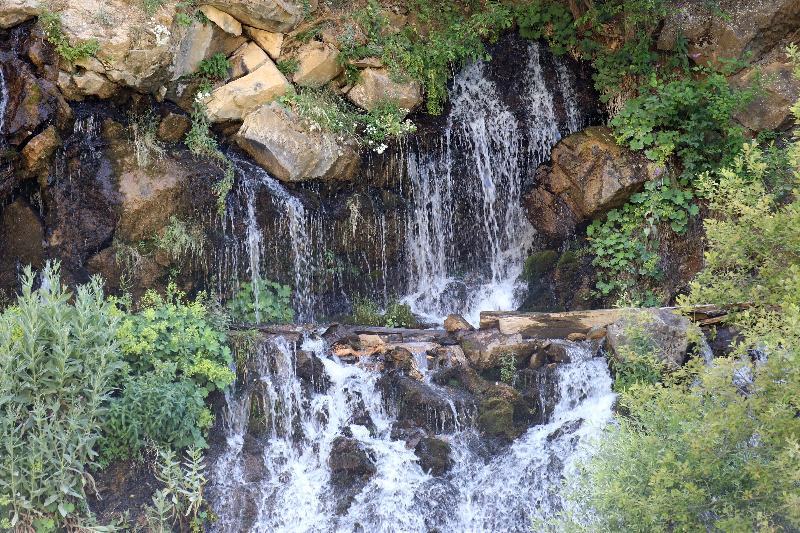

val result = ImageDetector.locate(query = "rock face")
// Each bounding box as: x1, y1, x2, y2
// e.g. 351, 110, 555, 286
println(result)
328, 437, 376, 484
732, 57, 800, 133
292, 41, 343, 86
658, 0, 800, 68
228, 41, 269, 80
73, 71, 119, 99
0, 199, 43, 271
347, 68, 422, 114
459, 330, 535, 371
171, 20, 248, 80
606, 309, 698, 368
0, 0, 37, 29
21, 126, 60, 171
243, 26, 283, 59
376, 374, 475, 432
199, 5, 242, 36
205, 62, 289, 122
524, 126, 655, 241
202, 0, 304, 33
156, 112, 191, 142
236, 102, 360, 182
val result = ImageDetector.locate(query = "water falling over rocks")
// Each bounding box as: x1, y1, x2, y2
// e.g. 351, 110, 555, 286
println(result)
205, 325, 615, 533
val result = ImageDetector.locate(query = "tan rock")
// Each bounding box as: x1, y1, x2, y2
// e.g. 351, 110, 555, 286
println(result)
74, 56, 106, 74
444, 314, 475, 333
732, 58, 800, 133
156, 113, 191, 142
0, 0, 37, 28
229, 41, 268, 80
586, 326, 607, 340
171, 20, 248, 79
522, 126, 656, 240
21, 126, 61, 170
293, 41, 342, 86
73, 71, 119, 98
567, 332, 587, 342
202, 0, 304, 33
205, 61, 289, 122
199, 4, 242, 36
236, 102, 360, 182
347, 68, 421, 115
243, 26, 284, 59
459, 330, 536, 371
57, 71, 83, 101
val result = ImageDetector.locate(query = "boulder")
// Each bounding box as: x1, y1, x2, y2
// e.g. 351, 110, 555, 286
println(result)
293, 41, 342, 86
443, 314, 474, 333
205, 61, 289, 122
236, 102, 360, 182
156, 112, 191, 142
21, 126, 61, 171
523, 126, 656, 240
606, 309, 698, 369
199, 5, 242, 36
476, 398, 514, 437
73, 71, 119, 99
731, 57, 800, 133
0, 0, 37, 29
201, 0, 305, 33
328, 437, 376, 484
459, 330, 536, 371
243, 26, 283, 59
376, 374, 475, 432
414, 438, 453, 476
228, 41, 269, 80
657, 0, 800, 68
347, 68, 422, 115
171, 20, 248, 80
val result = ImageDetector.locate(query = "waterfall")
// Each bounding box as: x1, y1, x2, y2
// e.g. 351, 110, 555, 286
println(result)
206, 334, 615, 533
401, 41, 585, 326
0, 63, 7, 136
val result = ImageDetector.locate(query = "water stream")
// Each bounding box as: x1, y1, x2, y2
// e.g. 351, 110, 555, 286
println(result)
207, 334, 614, 532
0, 62, 7, 136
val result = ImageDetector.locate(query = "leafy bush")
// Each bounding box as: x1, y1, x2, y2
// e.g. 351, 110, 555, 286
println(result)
100, 362, 213, 463
118, 283, 234, 392
196, 53, 231, 80
146, 447, 211, 533
227, 278, 294, 324
517, 0, 576, 55
276, 59, 299, 75
153, 216, 206, 264
0, 263, 123, 527
349, 295, 417, 328
608, 313, 663, 392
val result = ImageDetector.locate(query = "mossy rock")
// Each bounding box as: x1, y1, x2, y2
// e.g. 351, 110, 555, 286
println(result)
556, 251, 580, 280
477, 398, 514, 437
522, 250, 559, 282
414, 437, 453, 476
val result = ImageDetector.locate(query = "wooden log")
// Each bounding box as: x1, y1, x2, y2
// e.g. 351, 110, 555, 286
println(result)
483, 309, 631, 338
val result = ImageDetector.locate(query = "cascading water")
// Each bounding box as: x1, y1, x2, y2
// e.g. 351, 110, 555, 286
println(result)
401, 41, 586, 326
0, 63, 7, 136
207, 334, 615, 532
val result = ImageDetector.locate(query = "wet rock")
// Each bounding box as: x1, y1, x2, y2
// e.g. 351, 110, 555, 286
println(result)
295, 350, 331, 393
293, 41, 343, 86
236, 102, 360, 182
199, 5, 243, 36
347, 68, 422, 115
523, 126, 656, 241
732, 57, 800, 133
586, 326, 607, 340
156, 112, 191, 142
376, 374, 475, 433
390, 419, 432, 449
21, 126, 61, 171
522, 250, 559, 282
202, 0, 305, 33
243, 26, 283, 59
205, 61, 289, 122
414, 437, 453, 476
459, 329, 536, 371
545, 341, 571, 364
477, 398, 515, 438
0, 198, 44, 272
0, 0, 37, 28
444, 314, 474, 333
606, 308, 698, 368
240, 435, 267, 483
329, 437, 376, 484
516, 366, 560, 423
228, 41, 269, 80
704, 325, 745, 358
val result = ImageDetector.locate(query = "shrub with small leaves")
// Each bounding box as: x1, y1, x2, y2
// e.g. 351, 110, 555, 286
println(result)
227, 278, 294, 324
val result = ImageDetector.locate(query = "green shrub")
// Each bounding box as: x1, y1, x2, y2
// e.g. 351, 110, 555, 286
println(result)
0, 263, 124, 526
99, 361, 213, 463
118, 283, 234, 392
349, 295, 417, 328
608, 313, 663, 392
227, 278, 294, 324
196, 53, 231, 80
276, 59, 299, 74
38, 6, 100, 63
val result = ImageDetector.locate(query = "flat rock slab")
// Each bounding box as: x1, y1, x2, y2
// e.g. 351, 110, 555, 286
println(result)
481, 309, 631, 338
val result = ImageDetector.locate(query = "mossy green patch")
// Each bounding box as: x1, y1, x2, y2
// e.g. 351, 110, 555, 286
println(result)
522, 250, 559, 282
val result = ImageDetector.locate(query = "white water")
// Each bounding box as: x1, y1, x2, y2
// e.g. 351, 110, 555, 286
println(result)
0, 63, 7, 136
401, 41, 585, 326
208, 335, 615, 533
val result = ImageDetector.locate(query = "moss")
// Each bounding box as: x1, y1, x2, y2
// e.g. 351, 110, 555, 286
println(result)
522, 250, 559, 282
28, 83, 43, 104
2, 150, 19, 161
556, 251, 580, 280
477, 398, 514, 437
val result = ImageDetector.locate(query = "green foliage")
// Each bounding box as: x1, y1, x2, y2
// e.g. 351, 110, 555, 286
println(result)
227, 278, 294, 324
196, 53, 231, 80
118, 283, 234, 392
517, 1, 576, 55
608, 313, 663, 392
139, 0, 166, 16
38, 6, 100, 63
296, 26, 322, 44
610, 61, 763, 180
99, 362, 212, 463
128, 111, 165, 168
146, 447, 211, 533
276, 59, 299, 74
586, 180, 698, 297
499, 350, 517, 384
522, 250, 559, 282
0, 263, 124, 525
153, 216, 206, 264
349, 295, 417, 328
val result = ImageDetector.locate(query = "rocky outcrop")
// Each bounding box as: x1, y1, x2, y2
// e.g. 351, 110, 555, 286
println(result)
199, 5, 242, 36
524, 126, 656, 241
292, 41, 343, 86
606, 308, 699, 368
236, 102, 360, 182
21, 126, 60, 171
0, 0, 36, 29
732, 56, 800, 133
458, 330, 535, 371
201, 0, 305, 33
347, 68, 422, 115
228, 41, 269, 80
204, 61, 289, 122
243, 26, 283, 59
658, 0, 800, 68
